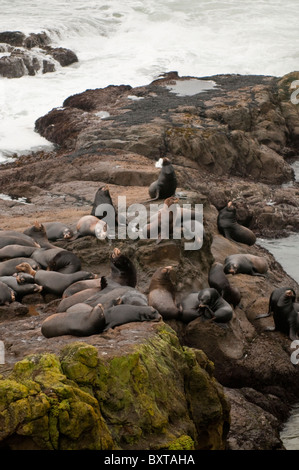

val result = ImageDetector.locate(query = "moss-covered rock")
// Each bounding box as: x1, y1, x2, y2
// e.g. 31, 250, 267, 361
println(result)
0, 323, 230, 450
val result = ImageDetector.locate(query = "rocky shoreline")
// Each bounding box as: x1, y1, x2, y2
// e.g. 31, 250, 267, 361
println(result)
0, 71, 298, 450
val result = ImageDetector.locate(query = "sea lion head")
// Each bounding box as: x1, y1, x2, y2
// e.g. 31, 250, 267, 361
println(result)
63, 228, 73, 239
225, 262, 238, 275
162, 157, 171, 166
198, 288, 220, 308
164, 196, 179, 207
111, 247, 121, 259
95, 221, 108, 240
285, 289, 296, 300
15, 262, 37, 276
140, 307, 162, 322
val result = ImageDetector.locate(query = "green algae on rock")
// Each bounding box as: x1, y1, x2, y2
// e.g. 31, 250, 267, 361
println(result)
0, 323, 230, 450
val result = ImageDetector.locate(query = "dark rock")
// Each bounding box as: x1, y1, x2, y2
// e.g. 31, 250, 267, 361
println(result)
0, 31, 26, 47
44, 46, 78, 67
0, 55, 26, 78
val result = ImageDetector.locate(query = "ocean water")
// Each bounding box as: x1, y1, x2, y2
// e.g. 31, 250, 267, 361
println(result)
258, 234, 299, 284
1, 0, 299, 159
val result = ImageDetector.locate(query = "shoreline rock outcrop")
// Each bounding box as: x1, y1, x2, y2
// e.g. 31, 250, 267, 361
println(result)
0, 72, 299, 450
0, 30, 78, 78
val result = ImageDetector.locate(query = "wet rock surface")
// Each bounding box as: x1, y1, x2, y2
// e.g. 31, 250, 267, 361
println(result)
0, 72, 299, 450
0, 30, 78, 78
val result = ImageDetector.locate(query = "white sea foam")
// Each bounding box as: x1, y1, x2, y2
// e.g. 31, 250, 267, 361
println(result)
0, 0, 299, 160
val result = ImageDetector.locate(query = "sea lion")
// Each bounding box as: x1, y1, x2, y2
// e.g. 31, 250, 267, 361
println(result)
0, 276, 43, 299
179, 292, 201, 323
23, 221, 57, 249
103, 304, 162, 331
15, 273, 36, 284
271, 289, 299, 340
0, 280, 15, 305
62, 276, 108, 298
115, 290, 148, 307
0, 231, 39, 248
34, 270, 98, 296
224, 254, 268, 277
256, 286, 296, 319
208, 262, 241, 307
255, 287, 299, 339
43, 222, 74, 241
0, 258, 39, 277
142, 196, 180, 242
91, 184, 118, 230
0, 244, 36, 260
84, 285, 137, 309
217, 201, 256, 246
146, 157, 177, 202
197, 288, 233, 323
41, 303, 106, 338
148, 266, 179, 320
15, 262, 39, 277
47, 250, 82, 273
31, 247, 65, 269
72, 215, 108, 240
57, 287, 103, 312
110, 247, 137, 287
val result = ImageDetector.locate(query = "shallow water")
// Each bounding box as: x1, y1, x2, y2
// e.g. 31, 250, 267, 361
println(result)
257, 234, 299, 284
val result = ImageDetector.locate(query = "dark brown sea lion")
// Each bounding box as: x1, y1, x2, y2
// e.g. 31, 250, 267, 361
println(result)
84, 286, 137, 309
91, 184, 118, 230
103, 304, 162, 331
110, 247, 137, 287
256, 286, 296, 319
47, 250, 82, 273
31, 247, 65, 269
146, 157, 177, 202
217, 201, 256, 246
271, 289, 299, 340
23, 221, 57, 249
0, 244, 36, 260
72, 215, 108, 240
43, 222, 74, 241
41, 303, 105, 338
57, 287, 103, 312
224, 254, 268, 277
0, 258, 39, 277
0, 275, 43, 299
197, 288, 233, 323
14, 273, 36, 284
62, 276, 108, 298
115, 290, 148, 307
148, 266, 179, 319
208, 262, 241, 307
0, 231, 39, 249
0, 280, 15, 305
34, 270, 98, 296
179, 292, 201, 323
255, 287, 299, 339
